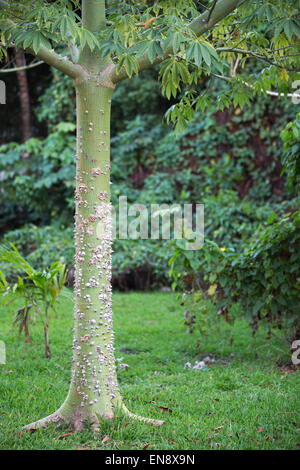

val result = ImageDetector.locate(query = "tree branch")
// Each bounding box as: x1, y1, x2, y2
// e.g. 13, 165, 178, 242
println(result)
217, 47, 299, 71
212, 72, 300, 100
189, 0, 239, 34
1, 19, 85, 80
0, 60, 44, 73
109, 0, 240, 84
26, 45, 84, 80
206, 0, 218, 25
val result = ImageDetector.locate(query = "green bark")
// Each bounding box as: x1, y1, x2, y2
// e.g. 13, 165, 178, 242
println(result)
57, 78, 124, 428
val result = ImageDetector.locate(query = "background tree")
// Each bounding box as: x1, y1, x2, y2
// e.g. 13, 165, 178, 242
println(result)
14, 48, 32, 144
0, 0, 299, 431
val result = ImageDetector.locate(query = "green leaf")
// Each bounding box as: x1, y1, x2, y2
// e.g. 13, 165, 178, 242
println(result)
194, 43, 202, 67
200, 43, 211, 68
32, 32, 41, 54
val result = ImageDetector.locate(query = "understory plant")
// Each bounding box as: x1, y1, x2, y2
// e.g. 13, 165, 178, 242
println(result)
0, 244, 67, 357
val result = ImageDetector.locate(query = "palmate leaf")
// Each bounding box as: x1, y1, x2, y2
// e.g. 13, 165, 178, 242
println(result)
147, 40, 164, 63
200, 42, 211, 67
115, 54, 138, 78
186, 42, 202, 66
14, 30, 52, 54
79, 28, 100, 51
0, 244, 35, 276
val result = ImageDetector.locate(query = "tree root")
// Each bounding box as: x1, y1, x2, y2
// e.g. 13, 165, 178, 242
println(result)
23, 411, 66, 431
121, 404, 165, 426
23, 403, 165, 432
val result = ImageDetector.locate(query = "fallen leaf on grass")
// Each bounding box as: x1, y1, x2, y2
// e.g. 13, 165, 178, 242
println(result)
16, 427, 37, 437
58, 432, 73, 440
143, 444, 150, 450
158, 406, 172, 414
102, 436, 110, 444
167, 439, 177, 445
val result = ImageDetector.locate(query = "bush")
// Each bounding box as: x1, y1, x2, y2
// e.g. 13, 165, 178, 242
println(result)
169, 208, 300, 341
168, 112, 300, 342
0, 123, 76, 232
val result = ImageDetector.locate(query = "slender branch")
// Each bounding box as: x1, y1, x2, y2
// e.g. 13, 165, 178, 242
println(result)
109, 0, 240, 84
212, 72, 300, 99
0, 60, 44, 73
206, 0, 218, 25
198, 2, 210, 11
217, 47, 299, 71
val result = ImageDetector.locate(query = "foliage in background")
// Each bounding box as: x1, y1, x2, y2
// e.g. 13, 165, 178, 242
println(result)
280, 111, 300, 191
1, 66, 299, 289
169, 114, 300, 341
0, 122, 75, 232
169, 208, 300, 341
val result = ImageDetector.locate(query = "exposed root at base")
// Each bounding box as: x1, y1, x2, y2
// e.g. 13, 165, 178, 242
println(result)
23, 404, 165, 433
121, 404, 165, 426
23, 412, 66, 431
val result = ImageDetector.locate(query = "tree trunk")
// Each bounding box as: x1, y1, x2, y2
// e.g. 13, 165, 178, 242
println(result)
44, 323, 51, 358
23, 0, 163, 431
24, 318, 31, 344
24, 77, 163, 430
57, 79, 122, 426
14, 48, 31, 144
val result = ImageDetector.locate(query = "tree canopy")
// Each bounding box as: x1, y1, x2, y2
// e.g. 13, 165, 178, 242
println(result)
1, 0, 299, 131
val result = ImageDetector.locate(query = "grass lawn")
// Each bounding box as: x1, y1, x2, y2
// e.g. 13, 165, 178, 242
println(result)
0, 291, 299, 450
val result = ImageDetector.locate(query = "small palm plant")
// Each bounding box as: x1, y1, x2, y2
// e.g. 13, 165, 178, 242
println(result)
0, 243, 67, 358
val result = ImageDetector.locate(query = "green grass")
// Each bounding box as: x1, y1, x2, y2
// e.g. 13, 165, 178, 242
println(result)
0, 291, 299, 450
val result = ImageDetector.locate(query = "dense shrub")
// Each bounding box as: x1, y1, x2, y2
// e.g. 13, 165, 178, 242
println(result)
0, 123, 76, 232
169, 207, 300, 340
169, 115, 300, 341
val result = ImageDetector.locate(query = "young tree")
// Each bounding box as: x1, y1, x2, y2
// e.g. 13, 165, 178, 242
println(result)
0, 0, 299, 431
